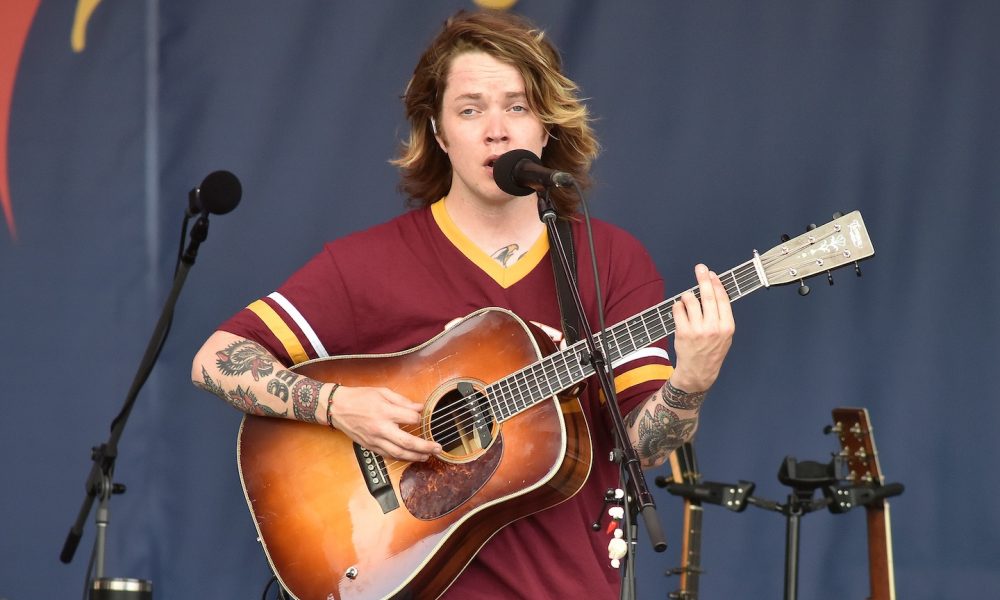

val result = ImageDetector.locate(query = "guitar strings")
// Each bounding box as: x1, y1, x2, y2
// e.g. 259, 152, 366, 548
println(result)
383, 263, 764, 456
384, 237, 844, 459
380, 253, 821, 477
374, 263, 767, 475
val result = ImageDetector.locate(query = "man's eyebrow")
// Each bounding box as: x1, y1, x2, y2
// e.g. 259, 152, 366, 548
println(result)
448, 91, 527, 103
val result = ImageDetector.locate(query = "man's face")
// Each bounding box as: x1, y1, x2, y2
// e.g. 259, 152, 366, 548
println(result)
435, 51, 548, 206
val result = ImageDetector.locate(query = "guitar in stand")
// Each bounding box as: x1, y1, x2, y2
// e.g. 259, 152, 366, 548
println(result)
666, 442, 704, 600
828, 408, 898, 600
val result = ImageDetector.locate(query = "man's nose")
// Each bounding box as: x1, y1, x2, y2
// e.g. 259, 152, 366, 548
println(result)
485, 111, 509, 144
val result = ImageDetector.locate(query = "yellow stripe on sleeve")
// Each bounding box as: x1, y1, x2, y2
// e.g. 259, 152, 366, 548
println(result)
246, 299, 309, 364
600, 364, 675, 404
614, 364, 674, 393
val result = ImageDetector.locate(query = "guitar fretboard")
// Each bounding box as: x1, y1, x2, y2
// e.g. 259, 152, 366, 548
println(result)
487, 259, 763, 421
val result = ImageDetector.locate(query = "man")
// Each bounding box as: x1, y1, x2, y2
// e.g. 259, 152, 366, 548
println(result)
192, 10, 734, 599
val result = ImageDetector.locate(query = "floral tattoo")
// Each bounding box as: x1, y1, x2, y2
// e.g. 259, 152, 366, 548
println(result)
195, 366, 286, 417
290, 378, 322, 423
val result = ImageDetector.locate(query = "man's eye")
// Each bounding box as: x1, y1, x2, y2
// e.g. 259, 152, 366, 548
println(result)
510, 105, 527, 113
460, 108, 477, 116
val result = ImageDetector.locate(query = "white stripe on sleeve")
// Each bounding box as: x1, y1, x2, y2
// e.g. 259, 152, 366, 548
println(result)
268, 292, 330, 358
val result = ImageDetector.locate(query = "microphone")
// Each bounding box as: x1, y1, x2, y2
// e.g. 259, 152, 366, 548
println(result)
493, 149, 574, 197
187, 170, 242, 217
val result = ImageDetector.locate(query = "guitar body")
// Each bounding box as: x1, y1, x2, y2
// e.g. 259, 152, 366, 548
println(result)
237, 308, 593, 600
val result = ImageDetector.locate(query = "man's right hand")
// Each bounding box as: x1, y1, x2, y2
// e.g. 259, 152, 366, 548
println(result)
328, 385, 442, 462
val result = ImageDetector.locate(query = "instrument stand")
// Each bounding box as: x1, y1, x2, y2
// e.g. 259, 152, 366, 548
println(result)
537, 190, 666, 600
741, 455, 847, 600
660, 416, 904, 599
60, 213, 214, 598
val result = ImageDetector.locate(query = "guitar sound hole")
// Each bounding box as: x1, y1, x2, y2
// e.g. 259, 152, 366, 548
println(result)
429, 383, 497, 457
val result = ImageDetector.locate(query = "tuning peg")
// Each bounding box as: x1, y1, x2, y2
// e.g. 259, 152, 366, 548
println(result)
798, 280, 810, 296
855, 262, 863, 277
780, 233, 791, 242
807, 223, 817, 231
827, 271, 835, 286
833, 211, 844, 219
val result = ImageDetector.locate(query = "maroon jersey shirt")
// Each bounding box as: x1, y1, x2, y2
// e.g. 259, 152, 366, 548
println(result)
220, 200, 673, 599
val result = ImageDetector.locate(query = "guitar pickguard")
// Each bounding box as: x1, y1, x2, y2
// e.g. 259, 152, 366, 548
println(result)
399, 436, 504, 520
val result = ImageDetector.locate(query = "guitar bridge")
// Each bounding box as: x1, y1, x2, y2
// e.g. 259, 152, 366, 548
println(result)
353, 442, 399, 513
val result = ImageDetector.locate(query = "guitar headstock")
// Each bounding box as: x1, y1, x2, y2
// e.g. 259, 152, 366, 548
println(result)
758, 211, 874, 287
829, 407, 884, 486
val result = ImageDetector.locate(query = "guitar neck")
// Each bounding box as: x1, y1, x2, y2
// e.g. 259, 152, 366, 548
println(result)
489, 258, 765, 421
867, 502, 896, 600
677, 504, 703, 598
670, 443, 703, 599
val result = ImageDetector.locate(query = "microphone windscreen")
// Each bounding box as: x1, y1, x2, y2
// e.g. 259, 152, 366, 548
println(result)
199, 170, 242, 215
493, 149, 539, 197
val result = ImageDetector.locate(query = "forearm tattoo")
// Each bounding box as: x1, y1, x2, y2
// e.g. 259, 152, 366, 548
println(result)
195, 338, 324, 422
195, 366, 286, 417
661, 380, 707, 411
290, 378, 322, 423
215, 339, 275, 381
626, 403, 698, 468
266, 369, 299, 403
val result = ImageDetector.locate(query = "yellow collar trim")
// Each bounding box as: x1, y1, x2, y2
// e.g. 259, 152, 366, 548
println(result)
431, 199, 550, 289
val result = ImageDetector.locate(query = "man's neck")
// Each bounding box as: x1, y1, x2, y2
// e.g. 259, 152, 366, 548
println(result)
443, 194, 545, 262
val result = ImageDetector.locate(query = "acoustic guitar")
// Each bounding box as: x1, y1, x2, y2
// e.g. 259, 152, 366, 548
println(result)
237, 212, 875, 600
830, 407, 896, 600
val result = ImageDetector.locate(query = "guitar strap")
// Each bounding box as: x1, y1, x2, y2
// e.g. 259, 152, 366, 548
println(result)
548, 216, 582, 345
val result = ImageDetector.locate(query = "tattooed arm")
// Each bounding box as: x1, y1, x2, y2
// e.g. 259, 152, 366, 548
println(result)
625, 382, 705, 469
625, 264, 735, 468
191, 330, 441, 461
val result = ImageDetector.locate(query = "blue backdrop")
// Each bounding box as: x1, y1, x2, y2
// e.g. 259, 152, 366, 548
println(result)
2, 1, 998, 598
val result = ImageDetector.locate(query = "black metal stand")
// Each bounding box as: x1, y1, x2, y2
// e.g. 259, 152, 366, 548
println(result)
537, 191, 666, 600
667, 454, 903, 600
60, 213, 213, 596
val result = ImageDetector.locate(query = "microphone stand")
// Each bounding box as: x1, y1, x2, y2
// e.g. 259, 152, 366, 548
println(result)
60, 212, 213, 594
537, 190, 666, 600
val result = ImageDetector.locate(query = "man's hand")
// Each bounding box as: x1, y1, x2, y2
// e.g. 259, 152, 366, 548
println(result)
669, 264, 735, 393
328, 386, 442, 462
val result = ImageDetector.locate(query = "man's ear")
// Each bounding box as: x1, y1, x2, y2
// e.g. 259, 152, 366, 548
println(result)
432, 117, 447, 153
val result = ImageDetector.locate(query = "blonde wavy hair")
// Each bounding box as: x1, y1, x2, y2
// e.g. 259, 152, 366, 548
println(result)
392, 10, 598, 215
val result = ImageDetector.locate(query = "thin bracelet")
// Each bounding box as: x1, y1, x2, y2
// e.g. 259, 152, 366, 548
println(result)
325, 383, 341, 428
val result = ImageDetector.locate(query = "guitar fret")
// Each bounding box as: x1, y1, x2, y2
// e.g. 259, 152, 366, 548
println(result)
551, 355, 568, 393
490, 381, 508, 421
528, 362, 548, 399
500, 379, 515, 420
727, 270, 742, 297
604, 332, 619, 363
